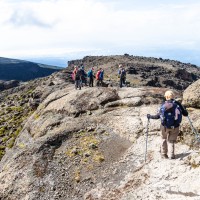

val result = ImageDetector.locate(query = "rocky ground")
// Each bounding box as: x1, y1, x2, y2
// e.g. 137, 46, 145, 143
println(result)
0, 82, 199, 199
0, 56, 200, 200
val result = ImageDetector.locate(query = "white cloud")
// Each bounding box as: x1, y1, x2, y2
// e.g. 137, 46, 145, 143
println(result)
0, 0, 200, 64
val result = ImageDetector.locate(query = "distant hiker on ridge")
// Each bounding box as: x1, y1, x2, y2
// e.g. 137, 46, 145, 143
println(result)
96, 68, 102, 86
99, 69, 104, 86
72, 65, 77, 81
118, 64, 126, 88
74, 66, 82, 90
80, 65, 87, 87
87, 67, 95, 87
147, 90, 188, 159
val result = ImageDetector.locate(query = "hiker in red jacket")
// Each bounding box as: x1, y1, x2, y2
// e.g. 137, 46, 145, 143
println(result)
96, 68, 101, 86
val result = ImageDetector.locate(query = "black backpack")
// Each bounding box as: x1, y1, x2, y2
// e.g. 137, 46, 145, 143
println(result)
75, 69, 81, 80
160, 101, 182, 128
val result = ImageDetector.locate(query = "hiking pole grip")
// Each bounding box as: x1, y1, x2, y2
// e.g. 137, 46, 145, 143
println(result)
144, 118, 150, 162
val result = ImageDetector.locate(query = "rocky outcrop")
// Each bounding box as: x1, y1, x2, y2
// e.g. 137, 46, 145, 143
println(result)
0, 80, 20, 91
182, 79, 200, 108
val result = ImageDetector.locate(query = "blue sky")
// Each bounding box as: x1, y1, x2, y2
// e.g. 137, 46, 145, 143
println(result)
0, 0, 200, 67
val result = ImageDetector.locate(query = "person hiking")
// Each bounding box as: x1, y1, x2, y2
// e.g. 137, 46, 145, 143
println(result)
80, 65, 87, 86
87, 67, 95, 87
96, 68, 102, 86
72, 66, 78, 81
147, 90, 188, 159
118, 65, 126, 88
74, 66, 82, 90
99, 69, 104, 86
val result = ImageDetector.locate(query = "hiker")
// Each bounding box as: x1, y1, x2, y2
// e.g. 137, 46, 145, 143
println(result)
74, 66, 82, 90
147, 90, 188, 159
80, 65, 87, 86
99, 69, 104, 86
87, 67, 95, 87
96, 68, 102, 86
72, 66, 78, 81
118, 65, 126, 88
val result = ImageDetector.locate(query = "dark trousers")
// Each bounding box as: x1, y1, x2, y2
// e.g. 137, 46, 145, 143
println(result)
120, 77, 126, 88
89, 77, 93, 87
96, 79, 103, 87
75, 79, 81, 89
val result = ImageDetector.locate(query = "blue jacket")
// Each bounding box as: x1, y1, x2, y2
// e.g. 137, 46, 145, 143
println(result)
99, 71, 104, 80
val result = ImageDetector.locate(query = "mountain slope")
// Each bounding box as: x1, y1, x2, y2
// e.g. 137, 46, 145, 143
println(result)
0, 57, 62, 81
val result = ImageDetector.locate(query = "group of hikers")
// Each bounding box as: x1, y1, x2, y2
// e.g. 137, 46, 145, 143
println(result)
71, 64, 127, 89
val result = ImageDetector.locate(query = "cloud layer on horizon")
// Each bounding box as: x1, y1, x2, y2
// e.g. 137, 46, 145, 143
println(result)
0, 0, 200, 65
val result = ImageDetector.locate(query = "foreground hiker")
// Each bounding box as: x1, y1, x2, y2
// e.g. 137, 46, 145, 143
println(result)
147, 90, 188, 159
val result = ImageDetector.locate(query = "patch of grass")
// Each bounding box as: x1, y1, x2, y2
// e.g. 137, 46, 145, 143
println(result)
10, 106, 23, 112
7, 138, 15, 149
34, 113, 40, 120
0, 127, 6, 136
93, 152, 105, 163
191, 162, 200, 169
74, 168, 81, 182
17, 143, 26, 149
0, 150, 5, 160
0, 145, 5, 150
2, 136, 9, 142
14, 127, 22, 137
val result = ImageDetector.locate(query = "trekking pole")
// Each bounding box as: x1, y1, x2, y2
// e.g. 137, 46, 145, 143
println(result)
187, 116, 200, 142
144, 118, 150, 162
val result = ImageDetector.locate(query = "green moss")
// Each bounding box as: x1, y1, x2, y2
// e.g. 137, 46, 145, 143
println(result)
0, 127, 6, 136
7, 138, 15, 149
10, 106, 23, 112
2, 136, 9, 142
26, 89, 34, 95
34, 113, 40, 120
0, 150, 5, 160
17, 143, 26, 149
14, 127, 22, 137
93, 153, 105, 163
0, 145, 5, 150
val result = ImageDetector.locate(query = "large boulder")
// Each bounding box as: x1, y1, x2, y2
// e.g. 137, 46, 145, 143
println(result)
182, 79, 200, 108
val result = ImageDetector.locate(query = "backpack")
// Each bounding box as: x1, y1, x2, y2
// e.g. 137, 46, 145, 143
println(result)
160, 101, 182, 128
121, 69, 126, 78
87, 70, 92, 77
75, 69, 81, 79
96, 71, 101, 80
99, 71, 104, 80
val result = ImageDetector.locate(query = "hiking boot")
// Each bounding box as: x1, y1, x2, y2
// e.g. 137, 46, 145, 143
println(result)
169, 155, 175, 159
161, 154, 168, 159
